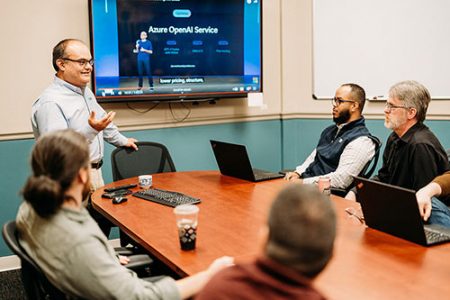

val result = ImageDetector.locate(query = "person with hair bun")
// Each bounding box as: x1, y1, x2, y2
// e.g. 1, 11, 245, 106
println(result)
16, 129, 233, 300
22, 129, 91, 218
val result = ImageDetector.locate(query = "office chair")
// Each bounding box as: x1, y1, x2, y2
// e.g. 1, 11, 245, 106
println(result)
111, 141, 176, 181
2, 221, 70, 300
111, 141, 176, 246
330, 135, 382, 197
2, 221, 153, 298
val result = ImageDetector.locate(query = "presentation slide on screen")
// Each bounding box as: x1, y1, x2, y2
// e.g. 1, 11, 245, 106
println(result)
91, 0, 261, 98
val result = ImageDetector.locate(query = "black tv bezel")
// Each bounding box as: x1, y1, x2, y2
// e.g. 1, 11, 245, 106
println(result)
87, 0, 263, 103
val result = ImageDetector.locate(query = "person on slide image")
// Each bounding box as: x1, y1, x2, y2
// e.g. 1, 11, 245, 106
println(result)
135, 31, 154, 90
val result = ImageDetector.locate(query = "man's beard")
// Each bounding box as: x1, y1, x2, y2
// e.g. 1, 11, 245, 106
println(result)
333, 109, 351, 125
384, 113, 407, 131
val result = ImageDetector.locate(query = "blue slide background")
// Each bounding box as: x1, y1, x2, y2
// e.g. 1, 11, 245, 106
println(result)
117, 0, 243, 76
91, 0, 261, 80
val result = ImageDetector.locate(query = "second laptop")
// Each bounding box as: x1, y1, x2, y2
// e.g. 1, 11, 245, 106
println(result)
210, 140, 284, 182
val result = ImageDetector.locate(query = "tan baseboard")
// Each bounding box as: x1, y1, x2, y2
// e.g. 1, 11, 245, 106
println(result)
0, 255, 20, 272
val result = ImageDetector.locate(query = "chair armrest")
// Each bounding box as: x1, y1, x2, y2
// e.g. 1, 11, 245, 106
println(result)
114, 246, 134, 256
125, 254, 154, 272
330, 187, 348, 198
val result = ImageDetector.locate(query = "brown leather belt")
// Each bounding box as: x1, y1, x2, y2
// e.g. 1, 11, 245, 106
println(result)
91, 159, 103, 169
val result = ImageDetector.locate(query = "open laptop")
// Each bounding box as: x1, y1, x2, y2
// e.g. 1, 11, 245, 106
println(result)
210, 140, 284, 182
354, 176, 450, 246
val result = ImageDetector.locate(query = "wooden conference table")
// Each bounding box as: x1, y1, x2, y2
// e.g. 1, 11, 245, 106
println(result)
92, 171, 450, 299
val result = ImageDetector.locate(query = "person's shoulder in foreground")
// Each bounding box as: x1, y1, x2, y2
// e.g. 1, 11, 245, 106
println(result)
16, 199, 182, 300
196, 257, 326, 300
197, 184, 336, 300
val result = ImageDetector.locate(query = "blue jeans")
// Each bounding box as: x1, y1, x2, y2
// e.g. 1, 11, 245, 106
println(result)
428, 197, 450, 228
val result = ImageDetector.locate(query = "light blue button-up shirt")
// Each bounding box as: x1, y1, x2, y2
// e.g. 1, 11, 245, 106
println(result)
31, 77, 128, 162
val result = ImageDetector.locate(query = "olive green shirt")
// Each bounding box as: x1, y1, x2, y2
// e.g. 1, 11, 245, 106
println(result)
16, 202, 180, 300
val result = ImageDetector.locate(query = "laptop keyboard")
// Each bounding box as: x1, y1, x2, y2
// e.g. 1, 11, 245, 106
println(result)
253, 168, 284, 181
133, 189, 201, 207
424, 227, 450, 244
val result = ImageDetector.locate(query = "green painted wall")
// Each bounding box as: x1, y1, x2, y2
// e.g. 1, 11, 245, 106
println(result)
0, 118, 449, 256
282, 119, 450, 171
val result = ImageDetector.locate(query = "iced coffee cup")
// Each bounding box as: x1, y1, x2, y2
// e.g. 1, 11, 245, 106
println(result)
174, 204, 199, 251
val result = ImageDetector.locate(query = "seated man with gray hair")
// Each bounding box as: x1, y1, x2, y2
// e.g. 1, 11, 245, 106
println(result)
346, 80, 449, 226
196, 184, 336, 300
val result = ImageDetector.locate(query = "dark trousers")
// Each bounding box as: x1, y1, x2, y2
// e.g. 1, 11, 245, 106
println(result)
137, 58, 153, 88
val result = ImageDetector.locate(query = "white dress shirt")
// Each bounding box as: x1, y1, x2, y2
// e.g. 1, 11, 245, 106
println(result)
296, 136, 376, 189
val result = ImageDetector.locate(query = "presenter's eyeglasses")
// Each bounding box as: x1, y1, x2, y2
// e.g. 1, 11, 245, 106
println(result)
332, 97, 356, 106
62, 58, 94, 67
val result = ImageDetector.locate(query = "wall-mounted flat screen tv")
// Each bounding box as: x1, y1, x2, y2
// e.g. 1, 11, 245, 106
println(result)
89, 0, 262, 102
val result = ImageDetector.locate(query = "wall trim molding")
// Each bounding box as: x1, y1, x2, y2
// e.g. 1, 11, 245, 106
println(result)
2, 113, 449, 141
280, 112, 450, 121
0, 114, 282, 141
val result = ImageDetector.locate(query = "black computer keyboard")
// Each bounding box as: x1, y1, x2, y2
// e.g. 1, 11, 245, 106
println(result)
133, 188, 201, 207
425, 228, 450, 244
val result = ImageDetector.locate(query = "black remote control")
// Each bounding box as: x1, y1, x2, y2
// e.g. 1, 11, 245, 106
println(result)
102, 190, 132, 199
104, 184, 137, 193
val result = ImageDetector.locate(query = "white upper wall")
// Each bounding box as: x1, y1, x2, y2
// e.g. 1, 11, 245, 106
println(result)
313, 0, 450, 100
282, 0, 450, 120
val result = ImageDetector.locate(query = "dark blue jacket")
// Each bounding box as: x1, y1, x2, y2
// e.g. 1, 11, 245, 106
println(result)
302, 117, 371, 178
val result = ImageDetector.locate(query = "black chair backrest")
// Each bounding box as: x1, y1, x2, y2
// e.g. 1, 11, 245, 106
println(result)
330, 135, 382, 197
359, 135, 382, 179
2, 221, 68, 300
446, 148, 450, 161
111, 141, 176, 181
